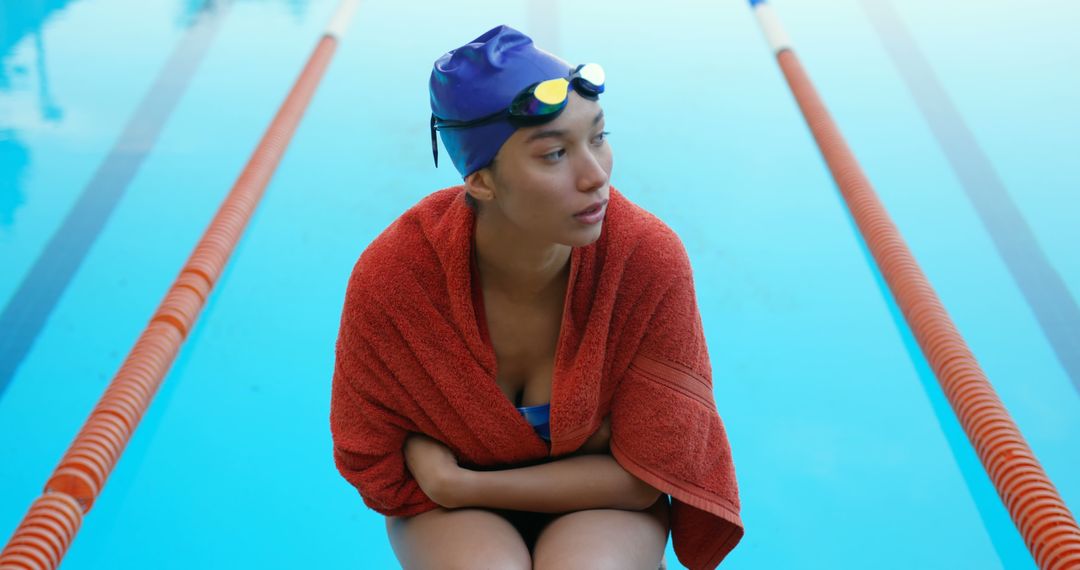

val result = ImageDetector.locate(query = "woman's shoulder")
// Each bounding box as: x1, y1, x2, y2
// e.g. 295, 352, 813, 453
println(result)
606, 186, 693, 282
348, 185, 466, 296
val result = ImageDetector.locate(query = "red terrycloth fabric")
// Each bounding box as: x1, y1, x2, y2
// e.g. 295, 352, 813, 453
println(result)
330, 184, 743, 569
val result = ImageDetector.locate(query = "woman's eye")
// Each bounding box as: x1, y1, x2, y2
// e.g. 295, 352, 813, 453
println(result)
542, 132, 609, 162
542, 149, 565, 161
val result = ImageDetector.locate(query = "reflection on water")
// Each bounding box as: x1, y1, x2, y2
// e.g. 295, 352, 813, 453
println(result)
1, 0, 74, 227
0, 130, 29, 227
0, 1, 77, 74
179, 0, 311, 27
0, 0, 312, 228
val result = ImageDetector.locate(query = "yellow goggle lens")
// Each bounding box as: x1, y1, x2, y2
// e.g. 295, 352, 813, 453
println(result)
533, 78, 570, 105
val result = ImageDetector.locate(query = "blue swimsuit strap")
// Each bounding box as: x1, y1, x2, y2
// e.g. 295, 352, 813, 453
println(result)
516, 402, 550, 420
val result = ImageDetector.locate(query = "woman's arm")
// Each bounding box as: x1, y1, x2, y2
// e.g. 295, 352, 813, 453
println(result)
450, 452, 662, 513
403, 418, 663, 513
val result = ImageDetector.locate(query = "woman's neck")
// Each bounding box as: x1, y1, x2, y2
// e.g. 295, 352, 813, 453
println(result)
473, 208, 571, 304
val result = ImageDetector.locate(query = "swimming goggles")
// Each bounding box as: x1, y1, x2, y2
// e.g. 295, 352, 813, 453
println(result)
430, 63, 606, 167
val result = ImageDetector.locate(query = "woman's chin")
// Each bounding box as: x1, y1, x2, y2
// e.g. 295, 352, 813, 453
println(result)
563, 224, 604, 247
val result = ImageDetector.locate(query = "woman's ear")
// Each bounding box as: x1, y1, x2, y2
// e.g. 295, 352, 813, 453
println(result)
464, 167, 496, 205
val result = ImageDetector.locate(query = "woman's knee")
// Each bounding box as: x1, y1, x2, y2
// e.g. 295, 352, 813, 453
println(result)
386, 508, 532, 570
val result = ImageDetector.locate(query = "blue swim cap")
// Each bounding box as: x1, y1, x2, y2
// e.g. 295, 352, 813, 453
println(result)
430, 25, 572, 179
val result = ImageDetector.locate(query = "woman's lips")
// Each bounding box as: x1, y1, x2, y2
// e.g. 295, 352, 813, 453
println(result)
574, 201, 609, 216
574, 199, 608, 224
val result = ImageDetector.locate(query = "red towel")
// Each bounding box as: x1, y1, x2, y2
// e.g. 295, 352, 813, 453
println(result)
330, 184, 743, 569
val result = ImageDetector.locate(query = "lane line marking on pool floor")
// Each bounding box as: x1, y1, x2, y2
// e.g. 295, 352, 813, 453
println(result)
862, 0, 1080, 398
1, 1, 359, 566
0, 1, 229, 399
747, 1, 1080, 567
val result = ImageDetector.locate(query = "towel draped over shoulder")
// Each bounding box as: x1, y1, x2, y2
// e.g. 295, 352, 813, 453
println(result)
330, 185, 743, 569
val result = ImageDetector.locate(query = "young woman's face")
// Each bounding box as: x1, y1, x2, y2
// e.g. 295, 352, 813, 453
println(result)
475, 90, 613, 248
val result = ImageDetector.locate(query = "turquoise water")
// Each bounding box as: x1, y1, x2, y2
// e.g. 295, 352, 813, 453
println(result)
2, 0, 1078, 567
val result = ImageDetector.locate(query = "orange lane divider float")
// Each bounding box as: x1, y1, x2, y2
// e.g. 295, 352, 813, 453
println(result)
0, 1, 360, 568
746, 1, 1080, 568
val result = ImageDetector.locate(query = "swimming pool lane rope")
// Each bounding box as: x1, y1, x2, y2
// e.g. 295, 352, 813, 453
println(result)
747, 2, 1080, 568
0, 1, 360, 568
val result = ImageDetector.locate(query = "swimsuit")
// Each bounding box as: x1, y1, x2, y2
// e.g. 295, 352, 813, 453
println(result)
515, 402, 551, 441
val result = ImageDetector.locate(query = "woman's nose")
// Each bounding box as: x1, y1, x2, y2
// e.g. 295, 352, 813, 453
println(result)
576, 149, 608, 193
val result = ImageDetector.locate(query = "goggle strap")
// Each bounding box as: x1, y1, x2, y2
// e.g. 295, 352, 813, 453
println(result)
436, 108, 508, 130
430, 114, 439, 167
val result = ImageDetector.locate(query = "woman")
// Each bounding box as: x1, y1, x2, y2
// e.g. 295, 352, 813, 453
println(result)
330, 25, 742, 570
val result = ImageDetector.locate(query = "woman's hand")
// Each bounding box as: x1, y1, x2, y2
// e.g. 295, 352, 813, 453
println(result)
576, 415, 611, 455
403, 433, 465, 508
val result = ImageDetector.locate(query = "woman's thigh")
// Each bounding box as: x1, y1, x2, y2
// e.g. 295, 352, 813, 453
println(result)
531, 495, 671, 570
384, 507, 533, 570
